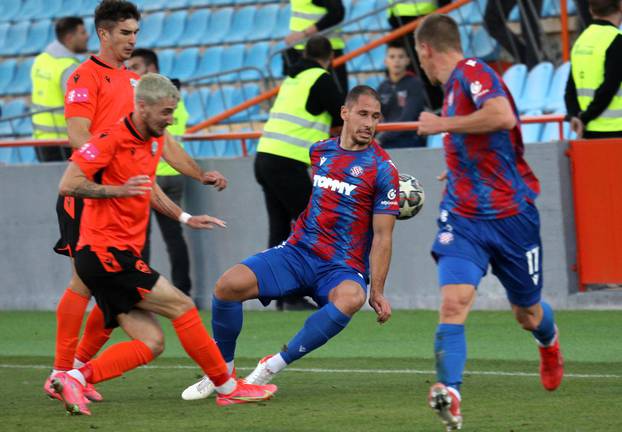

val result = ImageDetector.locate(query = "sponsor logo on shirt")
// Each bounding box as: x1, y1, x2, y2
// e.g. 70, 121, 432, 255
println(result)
78, 142, 99, 161
67, 88, 88, 103
350, 165, 364, 177
470, 80, 489, 101
387, 189, 396, 200
130, 78, 138, 88
151, 141, 158, 155
438, 232, 454, 245
313, 174, 357, 196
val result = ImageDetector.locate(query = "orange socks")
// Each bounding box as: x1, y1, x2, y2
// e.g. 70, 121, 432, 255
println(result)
75, 305, 113, 364
54, 288, 89, 371
82, 340, 154, 384
173, 308, 229, 386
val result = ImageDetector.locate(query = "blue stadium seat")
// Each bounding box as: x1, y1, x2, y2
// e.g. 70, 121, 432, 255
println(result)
251, 5, 279, 41
187, 0, 211, 6
23, 19, 52, 56
157, 49, 175, 77
345, 0, 377, 33
274, 4, 291, 39
231, 83, 261, 122
365, 74, 383, 89
0, 99, 28, 136
449, 1, 484, 25
81, 0, 100, 16
12, 145, 38, 164
0, 59, 17, 95
206, 87, 228, 118
502, 63, 527, 101
178, 9, 210, 47
521, 110, 544, 144
21, 0, 46, 20
427, 134, 443, 148
459, 25, 474, 54
56, 0, 84, 18
0, 1, 22, 22
348, 76, 359, 90
170, 48, 199, 81
143, 0, 166, 11
154, 10, 187, 48
0, 22, 11, 51
203, 8, 234, 45
225, 6, 256, 44
184, 89, 207, 126
241, 42, 270, 80
137, 12, 165, 48
7, 58, 34, 96
540, 112, 575, 142
165, 0, 189, 9
542, 0, 576, 17
86, 17, 99, 52
219, 44, 245, 82
39, 0, 63, 19
519, 62, 554, 113
194, 46, 224, 82
0, 147, 11, 165
269, 51, 283, 78
545, 62, 570, 113
0, 21, 30, 56
20, 112, 33, 135
467, 27, 499, 61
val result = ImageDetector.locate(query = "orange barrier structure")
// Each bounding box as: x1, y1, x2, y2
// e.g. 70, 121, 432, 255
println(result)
560, 0, 570, 62
568, 138, 622, 291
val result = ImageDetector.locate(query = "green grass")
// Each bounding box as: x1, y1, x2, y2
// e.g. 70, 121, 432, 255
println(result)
0, 310, 621, 431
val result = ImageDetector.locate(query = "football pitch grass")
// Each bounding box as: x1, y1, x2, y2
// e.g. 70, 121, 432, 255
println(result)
1, 310, 621, 432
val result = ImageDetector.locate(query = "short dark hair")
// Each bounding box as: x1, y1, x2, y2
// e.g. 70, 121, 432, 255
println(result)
589, 0, 620, 16
94, 0, 141, 32
345, 85, 381, 107
387, 39, 407, 51
304, 35, 333, 62
55, 16, 84, 41
415, 14, 462, 53
131, 48, 159, 72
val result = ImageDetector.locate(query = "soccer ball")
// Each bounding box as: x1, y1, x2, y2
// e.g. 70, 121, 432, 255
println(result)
397, 174, 425, 220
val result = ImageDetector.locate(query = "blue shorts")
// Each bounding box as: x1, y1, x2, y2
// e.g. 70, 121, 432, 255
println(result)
242, 243, 368, 307
431, 204, 543, 307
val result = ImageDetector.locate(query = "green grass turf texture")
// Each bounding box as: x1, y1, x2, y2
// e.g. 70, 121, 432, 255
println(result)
0, 310, 620, 431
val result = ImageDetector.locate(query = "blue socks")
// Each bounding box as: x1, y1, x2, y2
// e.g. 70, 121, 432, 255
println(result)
211, 297, 243, 363
280, 302, 351, 364
532, 301, 556, 346
434, 323, 466, 391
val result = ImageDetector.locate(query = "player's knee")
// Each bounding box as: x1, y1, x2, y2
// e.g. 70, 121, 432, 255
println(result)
214, 274, 247, 301
170, 291, 195, 318
440, 296, 470, 320
331, 284, 366, 315
514, 311, 539, 331
69, 276, 90, 297
142, 334, 165, 358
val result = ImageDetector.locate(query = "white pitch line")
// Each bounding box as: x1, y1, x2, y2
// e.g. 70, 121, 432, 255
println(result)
0, 364, 619, 379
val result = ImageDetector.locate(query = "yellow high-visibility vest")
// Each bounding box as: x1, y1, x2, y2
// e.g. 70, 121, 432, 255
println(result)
157, 98, 190, 176
571, 23, 622, 132
290, 0, 345, 50
31, 52, 78, 138
257, 67, 332, 164
387, 0, 437, 18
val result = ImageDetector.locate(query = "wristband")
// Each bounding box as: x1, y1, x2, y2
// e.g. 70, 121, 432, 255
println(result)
178, 212, 192, 224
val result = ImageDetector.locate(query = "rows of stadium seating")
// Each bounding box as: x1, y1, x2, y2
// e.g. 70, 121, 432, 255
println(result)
0, 0, 579, 165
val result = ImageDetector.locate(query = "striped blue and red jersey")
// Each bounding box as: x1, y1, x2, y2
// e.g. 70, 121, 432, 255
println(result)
288, 137, 400, 277
441, 58, 540, 219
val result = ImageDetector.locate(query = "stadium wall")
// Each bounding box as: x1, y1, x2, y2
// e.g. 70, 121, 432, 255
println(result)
1, 141, 620, 311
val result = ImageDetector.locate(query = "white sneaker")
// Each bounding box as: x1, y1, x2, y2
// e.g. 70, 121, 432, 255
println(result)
181, 376, 214, 400
244, 355, 277, 385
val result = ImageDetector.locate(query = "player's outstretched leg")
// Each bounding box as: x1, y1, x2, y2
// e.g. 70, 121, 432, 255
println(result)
182, 296, 242, 400
514, 301, 564, 391
245, 283, 360, 385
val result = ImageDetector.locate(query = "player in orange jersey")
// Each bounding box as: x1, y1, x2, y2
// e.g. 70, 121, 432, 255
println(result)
50, 73, 277, 416
45, 0, 226, 402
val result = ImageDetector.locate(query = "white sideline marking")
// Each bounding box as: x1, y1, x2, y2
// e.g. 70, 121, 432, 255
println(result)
0, 364, 619, 379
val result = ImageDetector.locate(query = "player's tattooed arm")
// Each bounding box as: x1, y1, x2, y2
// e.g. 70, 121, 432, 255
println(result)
369, 214, 396, 324
59, 162, 152, 198
150, 182, 182, 221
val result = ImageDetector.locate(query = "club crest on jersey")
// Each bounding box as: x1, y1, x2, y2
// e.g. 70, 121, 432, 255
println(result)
313, 174, 357, 196
151, 141, 158, 155
438, 232, 454, 245
320, 156, 327, 166
130, 78, 138, 88
350, 165, 364, 177
470, 81, 482, 95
